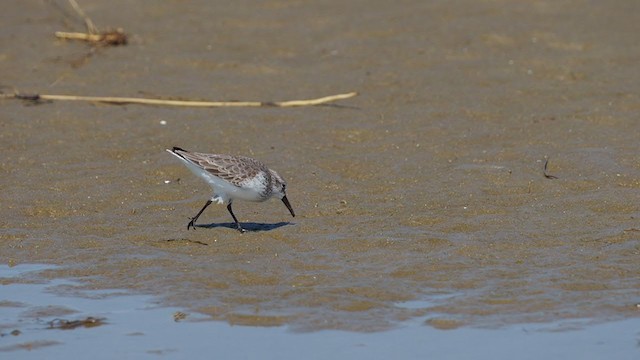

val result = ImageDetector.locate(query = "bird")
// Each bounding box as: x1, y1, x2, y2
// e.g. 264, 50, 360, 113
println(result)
166, 147, 295, 233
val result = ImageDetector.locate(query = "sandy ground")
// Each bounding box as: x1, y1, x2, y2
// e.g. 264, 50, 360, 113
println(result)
1, 0, 639, 333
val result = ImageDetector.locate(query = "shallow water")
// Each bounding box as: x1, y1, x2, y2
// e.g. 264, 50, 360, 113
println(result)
1, 264, 638, 359
1, 0, 639, 348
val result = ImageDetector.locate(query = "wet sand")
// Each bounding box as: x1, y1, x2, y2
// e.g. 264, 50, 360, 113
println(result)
1, 0, 639, 337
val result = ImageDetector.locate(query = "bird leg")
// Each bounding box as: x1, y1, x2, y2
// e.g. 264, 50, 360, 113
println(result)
187, 200, 212, 230
226, 203, 245, 233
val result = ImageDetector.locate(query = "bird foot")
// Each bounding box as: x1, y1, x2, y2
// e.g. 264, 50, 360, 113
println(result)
187, 218, 197, 230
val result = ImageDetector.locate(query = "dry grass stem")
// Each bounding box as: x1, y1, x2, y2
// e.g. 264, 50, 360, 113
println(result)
55, 29, 128, 46
67, 0, 98, 34
3, 92, 358, 108
56, 0, 128, 46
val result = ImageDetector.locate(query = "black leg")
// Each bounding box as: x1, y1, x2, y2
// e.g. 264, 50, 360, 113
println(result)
188, 200, 212, 230
226, 203, 245, 233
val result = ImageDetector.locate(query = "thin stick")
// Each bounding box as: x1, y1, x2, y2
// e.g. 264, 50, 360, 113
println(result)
543, 158, 558, 179
68, 0, 99, 34
3, 92, 358, 108
55, 30, 127, 46
55, 31, 103, 42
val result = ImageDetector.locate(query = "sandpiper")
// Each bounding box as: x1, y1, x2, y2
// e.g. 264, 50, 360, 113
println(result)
166, 147, 295, 233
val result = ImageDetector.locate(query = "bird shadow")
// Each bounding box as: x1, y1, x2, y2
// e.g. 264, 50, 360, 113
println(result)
195, 221, 293, 232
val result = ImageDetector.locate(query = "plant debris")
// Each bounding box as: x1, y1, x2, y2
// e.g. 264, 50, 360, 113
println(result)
173, 311, 188, 322
56, 0, 128, 46
55, 29, 128, 46
1, 91, 358, 108
543, 158, 558, 179
48, 316, 106, 330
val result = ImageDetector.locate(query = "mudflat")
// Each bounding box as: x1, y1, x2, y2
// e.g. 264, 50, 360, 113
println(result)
1, 0, 639, 332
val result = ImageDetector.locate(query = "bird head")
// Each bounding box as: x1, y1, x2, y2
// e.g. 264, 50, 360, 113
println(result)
270, 169, 295, 218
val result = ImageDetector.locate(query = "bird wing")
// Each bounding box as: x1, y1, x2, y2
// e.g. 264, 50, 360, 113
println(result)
179, 151, 266, 187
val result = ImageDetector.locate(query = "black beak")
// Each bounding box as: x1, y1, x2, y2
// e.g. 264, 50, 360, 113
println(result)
281, 195, 295, 217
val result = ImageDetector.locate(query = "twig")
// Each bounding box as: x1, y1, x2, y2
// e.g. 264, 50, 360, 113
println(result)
56, 0, 128, 46
49, 316, 105, 330
55, 29, 127, 46
543, 158, 558, 179
67, 0, 98, 34
2, 92, 358, 108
